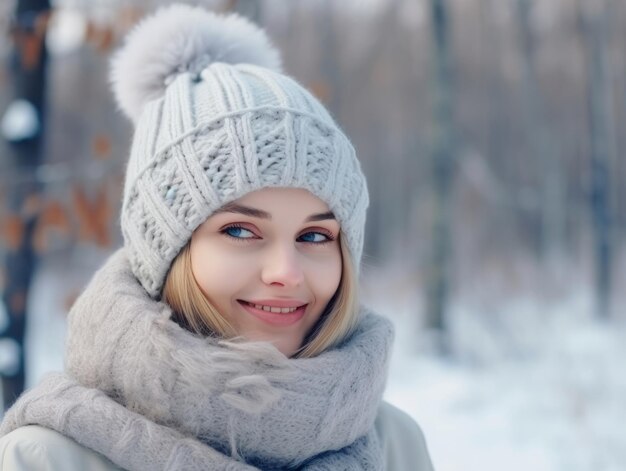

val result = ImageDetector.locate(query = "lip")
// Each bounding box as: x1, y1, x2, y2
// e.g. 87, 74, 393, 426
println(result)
238, 300, 308, 326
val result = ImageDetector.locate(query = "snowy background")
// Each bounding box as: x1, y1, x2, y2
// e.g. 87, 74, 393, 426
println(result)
368, 284, 626, 471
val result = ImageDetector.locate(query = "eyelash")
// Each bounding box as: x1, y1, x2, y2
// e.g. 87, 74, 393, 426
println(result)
220, 224, 335, 245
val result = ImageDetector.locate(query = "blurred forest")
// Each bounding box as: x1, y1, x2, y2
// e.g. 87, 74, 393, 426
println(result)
0, 0, 625, 403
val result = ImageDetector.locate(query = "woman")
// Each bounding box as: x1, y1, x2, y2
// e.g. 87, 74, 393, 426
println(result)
0, 4, 433, 470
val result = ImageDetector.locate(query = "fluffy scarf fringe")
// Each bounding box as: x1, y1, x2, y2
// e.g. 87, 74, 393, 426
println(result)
0, 249, 394, 470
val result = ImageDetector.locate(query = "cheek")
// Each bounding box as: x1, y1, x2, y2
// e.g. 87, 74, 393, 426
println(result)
310, 250, 342, 302
190, 241, 247, 300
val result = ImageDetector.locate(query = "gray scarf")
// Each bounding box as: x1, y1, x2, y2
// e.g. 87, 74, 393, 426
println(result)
0, 249, 394, 470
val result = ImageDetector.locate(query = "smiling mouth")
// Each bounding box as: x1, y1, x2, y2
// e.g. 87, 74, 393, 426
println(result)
238, 300, 308, 314
237, 300, 308, 326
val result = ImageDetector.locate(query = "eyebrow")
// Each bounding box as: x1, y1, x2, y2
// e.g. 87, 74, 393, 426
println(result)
215, 203, 336, 222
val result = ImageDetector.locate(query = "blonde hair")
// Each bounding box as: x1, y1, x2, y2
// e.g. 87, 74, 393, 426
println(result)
163, 233, 359, 358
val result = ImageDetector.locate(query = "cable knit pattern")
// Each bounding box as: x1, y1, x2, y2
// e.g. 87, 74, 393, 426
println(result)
0, 249, 393, 470
121, 72, 369, 297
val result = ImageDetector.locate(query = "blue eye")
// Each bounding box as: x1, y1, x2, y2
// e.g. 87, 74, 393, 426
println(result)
299, 232, 331, 244
223, 225, 255, 240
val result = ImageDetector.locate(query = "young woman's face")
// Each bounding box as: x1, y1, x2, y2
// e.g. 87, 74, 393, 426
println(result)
190, 188, 342, 357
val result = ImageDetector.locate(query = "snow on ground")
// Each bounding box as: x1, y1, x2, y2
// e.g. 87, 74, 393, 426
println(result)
2, 251, 624, 471
364, 275, 626, 471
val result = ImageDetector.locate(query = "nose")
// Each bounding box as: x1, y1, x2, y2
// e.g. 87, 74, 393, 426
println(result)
261, 244, 305, 288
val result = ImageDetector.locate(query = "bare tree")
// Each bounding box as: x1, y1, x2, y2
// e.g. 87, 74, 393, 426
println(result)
425, 0, 456, 348
1, 0, 50, 409
516, 0, 565, 264
578, 0, 617, 318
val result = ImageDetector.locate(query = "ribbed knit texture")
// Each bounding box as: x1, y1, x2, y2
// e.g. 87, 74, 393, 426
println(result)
0, 249, 392, 470
121, 63, 369, 298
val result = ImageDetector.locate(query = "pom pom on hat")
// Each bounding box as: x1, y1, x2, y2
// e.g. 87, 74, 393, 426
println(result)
110, 3, 283, 123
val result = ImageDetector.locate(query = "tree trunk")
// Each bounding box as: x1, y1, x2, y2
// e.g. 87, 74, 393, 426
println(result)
425, 0, 456, 349
1, 0, 50, 409
578, 0, 616, 319
516, 0, 565, 264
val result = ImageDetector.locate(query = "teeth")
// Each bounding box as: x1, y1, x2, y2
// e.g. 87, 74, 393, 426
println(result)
251, 303, 299, 314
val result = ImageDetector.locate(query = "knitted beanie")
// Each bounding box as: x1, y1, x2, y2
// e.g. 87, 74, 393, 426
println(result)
111, 4, 369, 298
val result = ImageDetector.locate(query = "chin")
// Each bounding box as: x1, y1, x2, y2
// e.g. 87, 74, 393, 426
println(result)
272, 337, 303, 358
